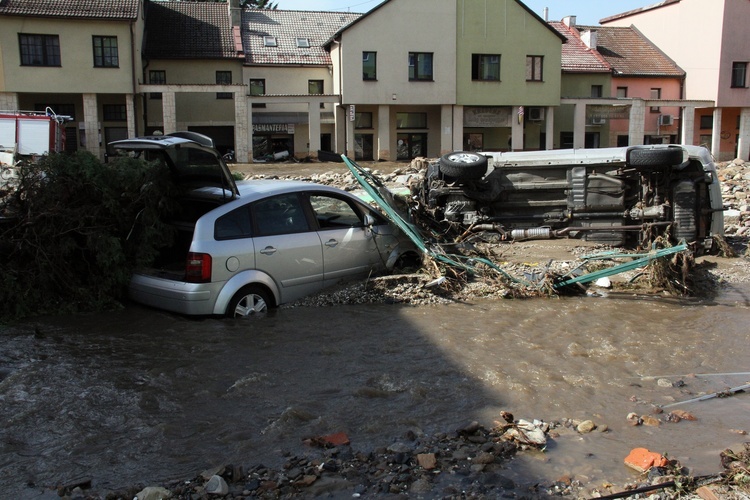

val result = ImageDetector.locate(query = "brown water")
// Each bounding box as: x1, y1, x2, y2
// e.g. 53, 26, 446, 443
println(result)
1, 284, 749, 497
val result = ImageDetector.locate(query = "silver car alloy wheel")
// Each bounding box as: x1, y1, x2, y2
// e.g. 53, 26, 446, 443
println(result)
233, 292, 268, 317
445, 152, 482, 163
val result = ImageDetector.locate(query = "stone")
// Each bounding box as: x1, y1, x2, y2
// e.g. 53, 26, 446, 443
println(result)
657, 378, 673, 387
594, 277, 612, 288
417, 453, 437, 470
472, 451, 496, 464
641, 415, 661, 426
205, 475, 229, 496
134, 486, 173, 500
576, 420, 596, 433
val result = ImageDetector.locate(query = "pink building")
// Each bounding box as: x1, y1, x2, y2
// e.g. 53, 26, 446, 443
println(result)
602, 0, 750, 161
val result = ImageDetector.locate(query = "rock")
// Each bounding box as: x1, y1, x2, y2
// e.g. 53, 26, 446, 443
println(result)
134, 486, 173, 500
594, 277, 612, 288
205, 475, 229, 496
657, 378, 673, 387
472, 451, 496, 464
417, 453, 437, 470
576, 420, 596, 433
641, 415, 661, 426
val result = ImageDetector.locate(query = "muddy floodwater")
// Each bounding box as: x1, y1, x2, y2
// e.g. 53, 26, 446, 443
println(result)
1, 284, 749, 497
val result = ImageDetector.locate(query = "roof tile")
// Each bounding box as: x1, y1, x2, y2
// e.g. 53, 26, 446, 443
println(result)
243, 10, 361, 66
549, 22, 610, 73
0, 0, 139, 20
578, 25, 684, 77
144, 1, 240, 60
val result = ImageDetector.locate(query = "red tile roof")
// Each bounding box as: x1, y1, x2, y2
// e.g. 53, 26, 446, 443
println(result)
549, 22, 611, 73
244, 9, 361, 66
0, 0, 139, 20
144, 1, 241, 60
578, 25, 684, 77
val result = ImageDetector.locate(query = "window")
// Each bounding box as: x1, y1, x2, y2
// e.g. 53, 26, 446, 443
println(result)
19, 34, 61, 66
471, 54, 500, 81
263, 36, 277, 47
408, 52, 433, 81
249, 78, 265, 108
650, 88, 661, 112
149, 70, 165, 100
296, 37, 310, 48
732, 62, 748, 88
92, 36, 118, 67
216, 71, 232, 99
699, 115, 713, 129
616, 86, 628, 98
215, 206, 252, 240
591, 85, 603, 98
102, 104, 126, 121
308, 80, 324, 94
355, 112, 372, 129
363, 51, 377, 80
396, 112, 427, 129
526, 55, 543, 81
310, 194, 364, 229
253, 193, 309, 236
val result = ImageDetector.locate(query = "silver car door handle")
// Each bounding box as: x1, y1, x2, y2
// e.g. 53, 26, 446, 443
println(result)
260, 246, 277, 255
324, 239, 338, 247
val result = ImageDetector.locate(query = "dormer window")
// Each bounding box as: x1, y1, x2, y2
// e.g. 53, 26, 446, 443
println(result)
296, 37, 310, 48
263, 36, 277, 47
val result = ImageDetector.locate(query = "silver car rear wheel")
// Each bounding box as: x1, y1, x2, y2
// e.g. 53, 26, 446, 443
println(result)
227, 286, 271, 318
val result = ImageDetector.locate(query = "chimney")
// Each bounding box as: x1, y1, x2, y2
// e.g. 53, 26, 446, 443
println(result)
229, 0, 241, 27
562, 15, 576, 27
581, 30, 597, 49
543, 7, 548, 21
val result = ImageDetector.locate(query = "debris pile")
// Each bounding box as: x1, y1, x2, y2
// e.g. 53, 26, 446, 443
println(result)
718, 158, 750, 239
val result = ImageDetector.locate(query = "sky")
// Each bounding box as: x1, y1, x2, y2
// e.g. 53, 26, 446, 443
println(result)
274, 0, 655, 25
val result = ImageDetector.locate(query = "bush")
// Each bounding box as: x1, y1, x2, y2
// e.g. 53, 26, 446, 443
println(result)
0, 152, 178, 320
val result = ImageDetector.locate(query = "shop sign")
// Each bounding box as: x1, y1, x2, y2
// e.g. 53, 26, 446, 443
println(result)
464, 107, 512, 128
253, 123, 288, 133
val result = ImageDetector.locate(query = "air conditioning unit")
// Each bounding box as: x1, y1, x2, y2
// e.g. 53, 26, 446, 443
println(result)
528, 107, 544, 121
658, 114, 674, 126
591, 116, 606, 125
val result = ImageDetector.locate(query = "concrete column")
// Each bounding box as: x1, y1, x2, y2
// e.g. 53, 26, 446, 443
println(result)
440, 105, 453, 155
452, 105, 464, 152
334, 104, 346, 154
681, 104, 696, 146
628, 99, 645, 146
738, 107, 750, 161
125, 94, 136, 138
345, 106, 355, 158
511, 106, 523, 151
82, 93, 100, 158
0, 92, 19, 110
545, 106, 554, 150
162, 92, 176, 135
308, 101, 321, 155
377, 104, 390, 161
711, 107, 722, 159
246, 99, 254, 162
234, 88, 249, 163
573, 103, 586, 149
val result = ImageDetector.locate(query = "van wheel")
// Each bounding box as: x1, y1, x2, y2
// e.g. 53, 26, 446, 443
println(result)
439, 152, 488, 180
627, 147, 684, 168
227, 285, 272, 318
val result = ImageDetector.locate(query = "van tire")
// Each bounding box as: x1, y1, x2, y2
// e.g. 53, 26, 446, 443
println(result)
226, 285, 272, 318
439, 152, 488, 180
627, 147, 684, 168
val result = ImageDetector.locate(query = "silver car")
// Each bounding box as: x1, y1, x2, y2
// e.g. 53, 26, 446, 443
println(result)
111, 132, 417, 317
